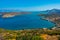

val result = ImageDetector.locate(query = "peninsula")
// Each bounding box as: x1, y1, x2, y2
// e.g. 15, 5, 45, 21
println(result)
38, 9, 60, 29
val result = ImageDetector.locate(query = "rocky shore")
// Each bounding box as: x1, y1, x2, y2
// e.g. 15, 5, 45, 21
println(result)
38, 13, 60, 30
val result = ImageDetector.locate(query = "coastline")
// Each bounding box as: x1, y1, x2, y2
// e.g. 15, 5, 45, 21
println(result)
40, 18, 56, 27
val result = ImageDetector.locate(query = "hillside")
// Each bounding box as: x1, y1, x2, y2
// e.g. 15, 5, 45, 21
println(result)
38, 9, 60, 29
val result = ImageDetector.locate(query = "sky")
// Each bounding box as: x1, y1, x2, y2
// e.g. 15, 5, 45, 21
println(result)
0, 0, 60, 11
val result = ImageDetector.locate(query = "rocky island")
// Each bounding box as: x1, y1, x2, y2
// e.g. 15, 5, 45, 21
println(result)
1, 12, 20, 18
1, 12, 30, 18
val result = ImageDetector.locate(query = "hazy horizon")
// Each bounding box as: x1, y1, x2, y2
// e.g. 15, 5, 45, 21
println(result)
0, 0, 60, 11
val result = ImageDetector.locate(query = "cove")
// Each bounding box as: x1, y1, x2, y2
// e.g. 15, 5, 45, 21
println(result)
0, 12, 55, 30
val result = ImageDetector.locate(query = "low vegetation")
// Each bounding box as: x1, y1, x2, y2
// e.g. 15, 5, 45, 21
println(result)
0, 28, 60, 40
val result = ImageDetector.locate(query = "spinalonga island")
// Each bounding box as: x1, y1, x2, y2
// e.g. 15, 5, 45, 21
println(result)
1, 12, 31, 18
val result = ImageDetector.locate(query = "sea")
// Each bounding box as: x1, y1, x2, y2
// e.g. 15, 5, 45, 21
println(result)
0, 12, 55, 30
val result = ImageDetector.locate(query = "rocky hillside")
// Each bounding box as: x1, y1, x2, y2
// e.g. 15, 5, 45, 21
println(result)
38, 9, 60, 28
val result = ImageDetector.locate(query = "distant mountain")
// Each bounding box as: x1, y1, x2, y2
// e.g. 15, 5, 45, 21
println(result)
0, 9, 23, 12
38, 9, 60, 14
0, 9, 60, 14
42, 9, 60, 14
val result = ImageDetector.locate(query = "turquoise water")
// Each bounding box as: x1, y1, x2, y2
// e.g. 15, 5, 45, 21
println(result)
0, 12, 55, 30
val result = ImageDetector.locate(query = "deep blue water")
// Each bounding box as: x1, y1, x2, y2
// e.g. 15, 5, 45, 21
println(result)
0, 12, 55, 30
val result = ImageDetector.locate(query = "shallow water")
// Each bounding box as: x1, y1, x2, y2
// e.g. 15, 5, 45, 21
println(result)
0, 12, 55, 30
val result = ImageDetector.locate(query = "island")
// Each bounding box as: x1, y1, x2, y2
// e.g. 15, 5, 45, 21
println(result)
1, 12, 31, 18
